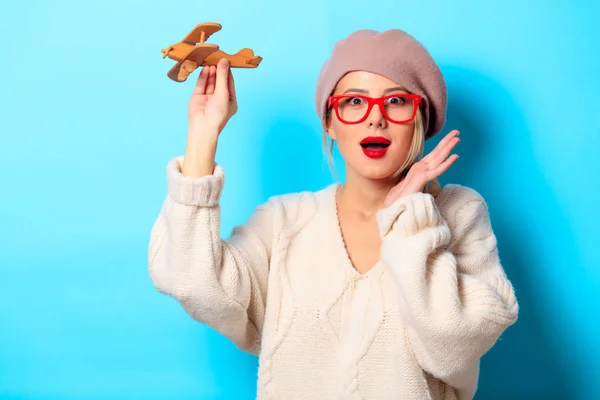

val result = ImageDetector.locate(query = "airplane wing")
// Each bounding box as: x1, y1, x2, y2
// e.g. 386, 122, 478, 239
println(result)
182, 22, 222, 44
167, 59, 198, 82
166, 44, 219, 82
202, 48, 262, 68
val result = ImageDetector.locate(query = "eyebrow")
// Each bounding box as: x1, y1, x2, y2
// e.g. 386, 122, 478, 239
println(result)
342, 86, 409, 94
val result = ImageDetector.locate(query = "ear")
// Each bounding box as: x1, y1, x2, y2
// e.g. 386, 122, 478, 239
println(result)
325, 114, 337, 140
327, 128, 337, 141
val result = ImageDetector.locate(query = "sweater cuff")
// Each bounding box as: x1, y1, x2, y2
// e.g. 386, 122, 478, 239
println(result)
376, 192, 443, 238
166, 156, 224, 207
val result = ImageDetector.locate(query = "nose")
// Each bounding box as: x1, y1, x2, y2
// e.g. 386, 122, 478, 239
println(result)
366, 103, 387, 128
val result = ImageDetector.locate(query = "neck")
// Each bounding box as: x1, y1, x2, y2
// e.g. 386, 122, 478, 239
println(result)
337, 168, 402, 218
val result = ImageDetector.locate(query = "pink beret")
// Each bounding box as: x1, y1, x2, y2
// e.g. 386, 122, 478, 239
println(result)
315, 29, 447, 140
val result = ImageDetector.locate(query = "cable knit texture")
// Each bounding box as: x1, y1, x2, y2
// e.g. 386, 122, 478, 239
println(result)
148, 156, 519, 400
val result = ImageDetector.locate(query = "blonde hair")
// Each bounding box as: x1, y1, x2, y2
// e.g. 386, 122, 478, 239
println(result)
322, 107, 426, 183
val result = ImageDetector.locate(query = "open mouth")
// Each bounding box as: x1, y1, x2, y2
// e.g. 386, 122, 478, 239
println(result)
360, 142, 390, 149
360, 136, 391, 150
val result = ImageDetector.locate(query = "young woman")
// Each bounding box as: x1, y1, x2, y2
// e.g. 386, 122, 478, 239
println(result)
149, 28, 519, 400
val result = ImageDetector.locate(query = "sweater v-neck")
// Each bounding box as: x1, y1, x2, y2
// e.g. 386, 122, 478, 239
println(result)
326, 183, 385, 280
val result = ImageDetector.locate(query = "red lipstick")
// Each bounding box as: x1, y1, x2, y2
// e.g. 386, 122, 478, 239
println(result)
360, 136, 391, 159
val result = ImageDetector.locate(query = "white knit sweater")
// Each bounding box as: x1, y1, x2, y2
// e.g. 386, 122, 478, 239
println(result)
148, 156, 519, 400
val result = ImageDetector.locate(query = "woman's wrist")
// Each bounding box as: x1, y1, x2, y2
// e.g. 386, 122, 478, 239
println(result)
182, 133, 219, 178
188, 115, 223, 137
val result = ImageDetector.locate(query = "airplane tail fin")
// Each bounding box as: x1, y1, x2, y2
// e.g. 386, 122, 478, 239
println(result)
235, 48, 262, 66
236, 48, 255, 57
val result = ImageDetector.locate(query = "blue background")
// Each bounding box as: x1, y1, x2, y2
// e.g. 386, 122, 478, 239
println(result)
1, 0, 599, 399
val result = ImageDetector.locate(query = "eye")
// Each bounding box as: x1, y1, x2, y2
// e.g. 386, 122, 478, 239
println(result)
385, 96, 407, 105
346, 97, 366, 106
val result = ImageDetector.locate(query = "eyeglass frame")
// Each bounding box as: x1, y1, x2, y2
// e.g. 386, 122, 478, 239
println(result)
327, 93, 423, 125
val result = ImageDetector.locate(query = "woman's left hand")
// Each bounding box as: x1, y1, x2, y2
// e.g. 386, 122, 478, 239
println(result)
383, 130, 461, 208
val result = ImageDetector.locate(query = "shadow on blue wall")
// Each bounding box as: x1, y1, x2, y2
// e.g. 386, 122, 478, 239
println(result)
200, 328, 259, 398
258, 115, 334, 197
439, 65, 580, 400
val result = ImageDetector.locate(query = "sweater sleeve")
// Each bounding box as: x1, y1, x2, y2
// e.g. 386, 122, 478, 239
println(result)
148, 156, 278, 355
376, 186, 518, 397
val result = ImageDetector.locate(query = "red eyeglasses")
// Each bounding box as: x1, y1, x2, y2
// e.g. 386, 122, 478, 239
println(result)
327, 94, 422, 124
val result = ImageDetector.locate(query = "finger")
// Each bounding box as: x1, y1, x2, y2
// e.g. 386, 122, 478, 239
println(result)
227, 67, 237, 101
424, 130, 459, 161
205, 65, 216, 95
429, 154, 459, 180
215, 58, 230, 97
191, 65, 208, 95
428, 134, 460, 166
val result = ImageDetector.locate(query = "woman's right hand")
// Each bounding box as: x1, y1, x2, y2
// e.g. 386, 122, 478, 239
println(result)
188, 58, 238, 136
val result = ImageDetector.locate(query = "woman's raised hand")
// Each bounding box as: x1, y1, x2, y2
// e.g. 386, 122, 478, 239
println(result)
383, 130, 460, 207
188, 58, 238, 136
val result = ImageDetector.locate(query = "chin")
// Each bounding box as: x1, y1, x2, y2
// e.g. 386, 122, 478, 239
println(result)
341, 146, 408, 182
350, 160, 401, 181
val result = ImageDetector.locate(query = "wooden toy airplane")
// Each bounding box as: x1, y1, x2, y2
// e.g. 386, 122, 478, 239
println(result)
161, 22, 262, 82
